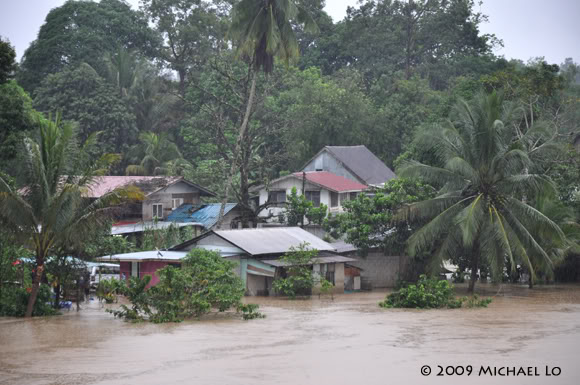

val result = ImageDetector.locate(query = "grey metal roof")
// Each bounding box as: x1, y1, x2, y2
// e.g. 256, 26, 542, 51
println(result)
212, 227, 336, 256
325, 145, 396, 185
329, 240, 358, 254
261, 255, 357, 267
111, 221, 202, 235
97, 250, 188, 262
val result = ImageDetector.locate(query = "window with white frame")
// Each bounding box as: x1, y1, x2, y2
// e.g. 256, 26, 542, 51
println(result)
152, 204, 163, 219
172, 198, 184, 210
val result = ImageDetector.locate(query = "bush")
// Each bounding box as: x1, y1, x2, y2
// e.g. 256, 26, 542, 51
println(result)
107, 275, 152, 322
273, 243, 321, 299
379, 275, 463, 309
0, 284, 58, 317
379, 275, 493, 309
237, 303, 265, 320
107, 249, 255, 323
96, 278, 123, 304
462, 294, 493, 308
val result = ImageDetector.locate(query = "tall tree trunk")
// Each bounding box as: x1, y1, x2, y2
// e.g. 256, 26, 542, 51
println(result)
178, 68, 187, 98
217, 68, 257, 227
468, 246, 479, 294
240, 152, 250, 228
25, 257, 44, 317
53, 283, 61, 310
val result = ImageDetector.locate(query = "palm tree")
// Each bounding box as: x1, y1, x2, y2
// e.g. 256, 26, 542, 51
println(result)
125, 131, 189, 176
0, 113, 142, 317
216, 0, 318, 223
398, 92, 568, 293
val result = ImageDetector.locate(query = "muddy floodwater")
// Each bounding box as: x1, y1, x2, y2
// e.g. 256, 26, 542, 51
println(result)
1, 285, 580, 385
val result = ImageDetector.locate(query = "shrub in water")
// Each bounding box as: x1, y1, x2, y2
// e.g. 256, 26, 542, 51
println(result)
379, 275, 463, 309
0, 284, 58, 317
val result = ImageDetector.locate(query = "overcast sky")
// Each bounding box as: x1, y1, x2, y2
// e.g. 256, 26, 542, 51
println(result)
1, 0, 578, 65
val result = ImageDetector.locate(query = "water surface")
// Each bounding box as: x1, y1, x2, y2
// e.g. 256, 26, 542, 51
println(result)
1, 284, 579, 385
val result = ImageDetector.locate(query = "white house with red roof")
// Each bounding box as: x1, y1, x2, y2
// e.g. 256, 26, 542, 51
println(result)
250, 171, 368, 221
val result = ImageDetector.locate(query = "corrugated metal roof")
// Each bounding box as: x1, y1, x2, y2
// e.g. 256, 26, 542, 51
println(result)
111, 221, 201, 235
293, 171, 368, 192
86, 176, 215, 198
97, 250, 188, 262
212, 227, 336, 256
88, 176, 180, 197
330, 240, 358, 254
261, 255, 357, 267
167, 203, 238, 229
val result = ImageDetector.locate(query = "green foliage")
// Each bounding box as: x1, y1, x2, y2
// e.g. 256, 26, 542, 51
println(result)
96, 278, 123, 304
237, 303, 266, 320
107, 275, 152, 322
398, 92, 569, 291
125, 132, 189, 176
0, 113, 142, 316
379, 275, 463, 309
279, 186, 328, 226
108, 249, 248, 323
326, 178, 435, 255
0, 284, 58, 317
17, 0, 159, 92
462, 294, 493, 308
33, 64, 138, 155
0, 81, 39, 173
230, 0, 318, 73
272, 243, 330, 298
0, 37, 16, 84
139, 223, 194, 251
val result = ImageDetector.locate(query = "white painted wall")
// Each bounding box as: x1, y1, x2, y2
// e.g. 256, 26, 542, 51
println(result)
142, 181, 201, 221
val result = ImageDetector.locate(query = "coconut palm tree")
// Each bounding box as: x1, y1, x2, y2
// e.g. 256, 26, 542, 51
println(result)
398, 92, 568, 293
0, 113, 143, 317
216, 0, 318, 223
125, 131, 189, 176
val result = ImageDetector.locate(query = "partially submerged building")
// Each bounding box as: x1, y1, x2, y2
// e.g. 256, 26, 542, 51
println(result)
172, 227, 358, 295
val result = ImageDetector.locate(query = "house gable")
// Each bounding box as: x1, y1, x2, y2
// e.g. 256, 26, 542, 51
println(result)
302, 145, 396, 185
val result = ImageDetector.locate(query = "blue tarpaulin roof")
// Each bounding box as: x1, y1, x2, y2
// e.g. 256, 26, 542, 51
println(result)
167, 203, 238, 229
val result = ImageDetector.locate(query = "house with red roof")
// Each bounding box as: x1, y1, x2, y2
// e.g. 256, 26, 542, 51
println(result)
250, 171, 368, 222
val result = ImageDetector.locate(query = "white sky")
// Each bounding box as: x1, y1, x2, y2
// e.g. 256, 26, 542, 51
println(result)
0, 0, 579, 65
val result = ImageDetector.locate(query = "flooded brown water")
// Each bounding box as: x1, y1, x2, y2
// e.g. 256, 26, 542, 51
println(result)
1, 284, 580, 385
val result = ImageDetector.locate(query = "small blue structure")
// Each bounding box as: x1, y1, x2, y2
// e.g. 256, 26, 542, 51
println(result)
167, 203, 238, 229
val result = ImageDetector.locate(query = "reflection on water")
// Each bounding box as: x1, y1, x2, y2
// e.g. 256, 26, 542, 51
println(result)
1, 284, 580, 385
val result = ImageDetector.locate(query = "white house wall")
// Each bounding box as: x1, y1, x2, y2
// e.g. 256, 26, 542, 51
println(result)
257, 178, 322, 218
142, 181, 201, 221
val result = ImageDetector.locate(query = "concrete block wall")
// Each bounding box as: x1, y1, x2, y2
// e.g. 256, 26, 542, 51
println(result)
348, 251, 407, 288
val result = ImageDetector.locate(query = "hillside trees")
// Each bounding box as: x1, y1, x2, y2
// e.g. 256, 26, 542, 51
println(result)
0, 37, 16, 84
34, 64, 138, 156
140, 0, 230, 96
214, 0, 318, 224
17, 0, 159, 93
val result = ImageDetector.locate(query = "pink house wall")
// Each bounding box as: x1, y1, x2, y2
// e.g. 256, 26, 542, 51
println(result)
119, 261, 181, 288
